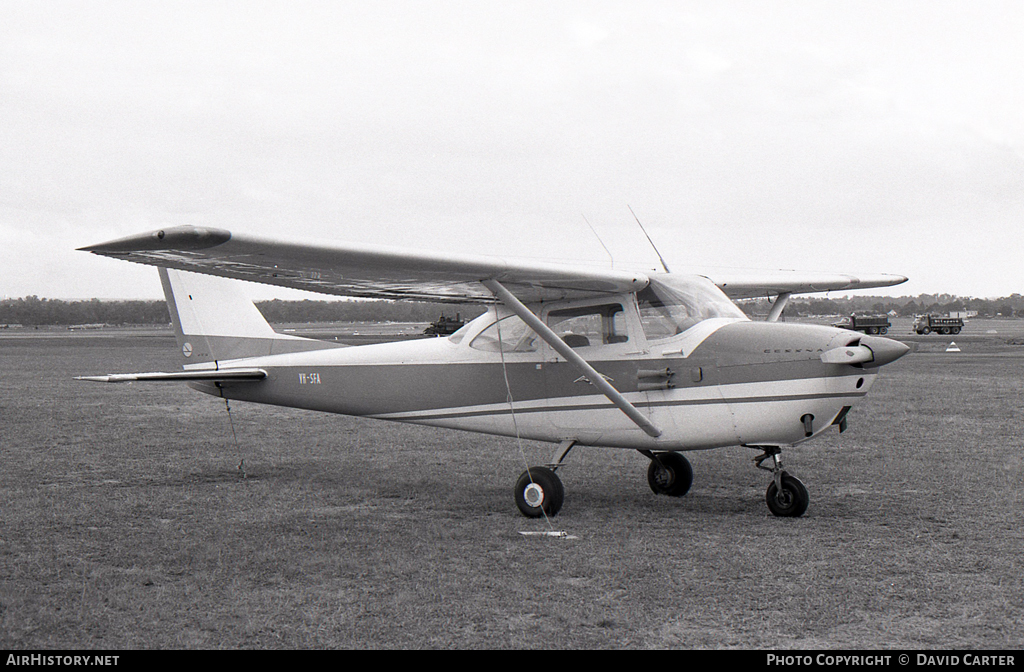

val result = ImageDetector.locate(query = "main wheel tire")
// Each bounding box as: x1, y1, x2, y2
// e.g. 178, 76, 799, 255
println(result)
647, 452, 693, 497
766, 473, 809, 517
952, 327, 961, 334
514, 467, 564, 518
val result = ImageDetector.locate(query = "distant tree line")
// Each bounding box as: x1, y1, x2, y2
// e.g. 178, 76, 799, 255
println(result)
5, 292, 1023, 327
739, 294, 1024, 319
0, 295, 485, 326
0, 296, 171, 326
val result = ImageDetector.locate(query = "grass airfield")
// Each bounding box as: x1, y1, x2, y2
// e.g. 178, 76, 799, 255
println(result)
1, 321, 1022, 649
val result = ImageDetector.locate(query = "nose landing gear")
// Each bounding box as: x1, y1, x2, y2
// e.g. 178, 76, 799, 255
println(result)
752, 446, 809, 517
513, 440, 575, 518
514, 466, 565, 518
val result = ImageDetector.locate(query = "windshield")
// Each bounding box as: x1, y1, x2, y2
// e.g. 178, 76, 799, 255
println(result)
637, 275, 747, 340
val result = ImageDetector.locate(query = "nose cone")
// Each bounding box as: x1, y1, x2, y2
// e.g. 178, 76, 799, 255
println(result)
859, 335, 910, 368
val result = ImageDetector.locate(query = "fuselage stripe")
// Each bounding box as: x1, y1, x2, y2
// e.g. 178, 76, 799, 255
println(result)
370, 390, 867, 422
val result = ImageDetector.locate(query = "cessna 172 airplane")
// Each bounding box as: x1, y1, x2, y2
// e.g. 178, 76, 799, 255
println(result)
78, 225, 909, 518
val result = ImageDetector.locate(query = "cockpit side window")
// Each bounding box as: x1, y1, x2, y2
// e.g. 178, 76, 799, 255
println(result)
547, 303, 627, 348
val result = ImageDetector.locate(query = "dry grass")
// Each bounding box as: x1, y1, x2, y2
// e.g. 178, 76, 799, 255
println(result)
1, 330, 1022, 649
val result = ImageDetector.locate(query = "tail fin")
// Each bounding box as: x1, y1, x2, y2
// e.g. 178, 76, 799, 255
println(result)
159, 268, 338, 366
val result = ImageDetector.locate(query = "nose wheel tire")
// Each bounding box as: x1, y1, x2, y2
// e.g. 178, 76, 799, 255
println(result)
765, 473, 809, 517
646, 452, 693, 497
514, 466, 565, 518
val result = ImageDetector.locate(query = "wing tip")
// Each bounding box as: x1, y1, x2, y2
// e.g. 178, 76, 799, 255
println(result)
79, 226, 232, 254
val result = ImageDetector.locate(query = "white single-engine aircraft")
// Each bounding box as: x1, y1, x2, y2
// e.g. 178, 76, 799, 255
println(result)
78, 225, 909, 518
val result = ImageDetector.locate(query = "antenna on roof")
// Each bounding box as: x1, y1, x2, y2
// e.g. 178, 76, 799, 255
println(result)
582, 214, 614, 268
627, 204, 671, 273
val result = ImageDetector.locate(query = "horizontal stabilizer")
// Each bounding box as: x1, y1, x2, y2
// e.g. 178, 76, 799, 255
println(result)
76, 368, 267, 383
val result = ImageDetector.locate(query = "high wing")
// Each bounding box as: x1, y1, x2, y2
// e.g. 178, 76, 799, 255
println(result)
79, 225, 907, 304
79, 226, 649, 304
705, 271, 908, 300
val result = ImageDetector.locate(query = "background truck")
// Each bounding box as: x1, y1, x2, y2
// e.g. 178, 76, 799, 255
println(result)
832, 314, 891, 335
423, 313, 466, 336
913, 315, 963, 335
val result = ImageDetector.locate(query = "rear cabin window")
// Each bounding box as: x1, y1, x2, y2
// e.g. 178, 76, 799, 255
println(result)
547, 304, 627, 348
446, 322, 472, 344
469, 315, 539, 352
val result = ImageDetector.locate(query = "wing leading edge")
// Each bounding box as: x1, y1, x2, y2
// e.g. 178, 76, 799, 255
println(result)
79, 226, 649, 304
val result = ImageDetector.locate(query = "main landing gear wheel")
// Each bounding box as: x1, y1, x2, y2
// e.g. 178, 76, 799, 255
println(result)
766, 473, 809, 518
646, 452, 693, 497
514, 466, 564, 518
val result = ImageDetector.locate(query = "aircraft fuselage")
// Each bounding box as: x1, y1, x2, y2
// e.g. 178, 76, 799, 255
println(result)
193, 316, 905, 451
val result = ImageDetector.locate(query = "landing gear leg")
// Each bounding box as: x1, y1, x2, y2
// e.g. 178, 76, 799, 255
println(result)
752, 446, 809, 517
513, 440, 575, 518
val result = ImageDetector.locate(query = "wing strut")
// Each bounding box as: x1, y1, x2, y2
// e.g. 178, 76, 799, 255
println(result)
766, 292, 791, 323
482, 279, 662, 438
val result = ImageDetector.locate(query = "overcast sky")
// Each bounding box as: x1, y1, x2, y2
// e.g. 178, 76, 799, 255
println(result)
2, 1, 1022, 301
